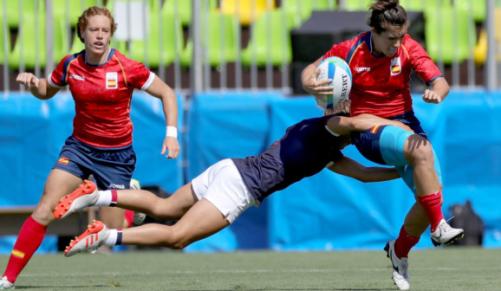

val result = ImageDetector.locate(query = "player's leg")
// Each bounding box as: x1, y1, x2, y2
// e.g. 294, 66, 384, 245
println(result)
90, 145, 136, 233
121, 198, 229, 248
64, 197, 229, 256
116, 183, 198, 220
64, 159, 255, 255
1, 169, 82, 286
379, 126, 463, 242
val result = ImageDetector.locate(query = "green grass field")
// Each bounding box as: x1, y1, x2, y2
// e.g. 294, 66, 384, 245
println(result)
1, 248, 500, 290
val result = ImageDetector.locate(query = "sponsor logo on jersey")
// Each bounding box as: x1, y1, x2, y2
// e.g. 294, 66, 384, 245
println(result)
58, 157, 70, 165
390, 56, 402, 76
354, 66, 371, 73
69, 74, 85, 81
106, 72, 118, 89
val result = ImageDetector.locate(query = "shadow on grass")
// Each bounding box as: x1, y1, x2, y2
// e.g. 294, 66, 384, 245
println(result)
14, 284, 113, 289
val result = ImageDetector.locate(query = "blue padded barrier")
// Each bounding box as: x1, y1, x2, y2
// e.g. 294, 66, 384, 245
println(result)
1, 90, 501, 252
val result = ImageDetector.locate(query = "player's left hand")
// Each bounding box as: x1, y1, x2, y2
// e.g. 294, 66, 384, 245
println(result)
422, 89, 443, 104
161, 137, 180, 159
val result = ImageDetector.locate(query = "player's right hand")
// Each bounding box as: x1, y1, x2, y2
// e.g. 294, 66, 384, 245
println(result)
16, 72, 40, 89
303, 68, 334, 97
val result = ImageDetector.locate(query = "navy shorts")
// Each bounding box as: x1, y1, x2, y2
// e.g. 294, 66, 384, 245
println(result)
54, 136, 136, 190
351, 111, 426, 164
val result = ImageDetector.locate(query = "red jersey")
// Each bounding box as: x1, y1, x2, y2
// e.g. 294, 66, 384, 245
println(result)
322, 32, 442, 117
48, 49, 155, 148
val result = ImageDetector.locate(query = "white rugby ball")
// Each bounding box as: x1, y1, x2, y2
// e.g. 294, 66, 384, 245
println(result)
316, 56, 352, 110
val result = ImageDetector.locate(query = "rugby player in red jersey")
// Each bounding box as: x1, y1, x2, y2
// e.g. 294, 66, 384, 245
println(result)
0, 7, 179, 289
301, 0, 463, 289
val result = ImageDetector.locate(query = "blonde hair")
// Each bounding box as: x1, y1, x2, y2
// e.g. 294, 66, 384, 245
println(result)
77, 6, 117, 43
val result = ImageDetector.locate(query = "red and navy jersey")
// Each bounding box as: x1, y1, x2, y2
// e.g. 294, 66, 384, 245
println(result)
48, 49, 155, 148
322, 32, 442, 117
232, 115, 344, 202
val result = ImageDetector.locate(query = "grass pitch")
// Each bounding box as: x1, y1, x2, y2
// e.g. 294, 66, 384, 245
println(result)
1, 248, 500, 290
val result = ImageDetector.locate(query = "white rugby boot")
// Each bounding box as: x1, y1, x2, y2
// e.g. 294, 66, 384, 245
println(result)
52, 180, 98, 220
64, 220, 111, 257
384, 240, 410, 290
431, 219, 464, 246
0, 276, 14, 289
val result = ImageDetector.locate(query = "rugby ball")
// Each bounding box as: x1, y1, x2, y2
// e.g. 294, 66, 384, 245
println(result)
316, 56, 352, 110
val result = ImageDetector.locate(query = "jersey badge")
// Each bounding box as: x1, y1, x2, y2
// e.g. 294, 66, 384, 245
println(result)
106, 72, 118, 89
390, 56, 402, 76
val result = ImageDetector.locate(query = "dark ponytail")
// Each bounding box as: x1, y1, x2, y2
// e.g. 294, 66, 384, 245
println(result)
367, 0, 407, 33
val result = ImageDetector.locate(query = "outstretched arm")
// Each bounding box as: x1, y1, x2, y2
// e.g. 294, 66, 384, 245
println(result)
327, 156, 400, 182
145, 76, 180, 159
16, 73, 60, 100
326, 114, 412, 136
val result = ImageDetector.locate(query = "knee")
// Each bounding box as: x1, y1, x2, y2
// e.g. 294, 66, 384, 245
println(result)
32, 202, 54, 225
407, 140, 434, 165
149, 201, 173, 220
165, 227, 191, 250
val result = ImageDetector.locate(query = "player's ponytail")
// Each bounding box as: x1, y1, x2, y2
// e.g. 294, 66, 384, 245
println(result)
367, 0, 407, 33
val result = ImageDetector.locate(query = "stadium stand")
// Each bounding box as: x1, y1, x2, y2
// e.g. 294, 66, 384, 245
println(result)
220, 0, 275, 26
281, 0, 337, 24
52, 0, 101, 26
241, 11, 296, 67
424, 5, 476, 64
129, 11, 184, 67
181, 12, 239, 67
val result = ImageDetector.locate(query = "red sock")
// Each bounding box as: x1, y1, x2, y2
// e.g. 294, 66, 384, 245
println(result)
394, 226, 420, 258
124, 210, 134, 228
2, 216, 47, 283
417, 191, 444, 232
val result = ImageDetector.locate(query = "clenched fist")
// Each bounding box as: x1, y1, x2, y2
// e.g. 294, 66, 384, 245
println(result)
16, 72, 40, 89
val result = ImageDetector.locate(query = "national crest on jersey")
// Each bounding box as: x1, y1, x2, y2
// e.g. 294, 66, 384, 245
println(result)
322, 32, 442, 117
390, 56, 402, 76
105, 72, 118, 89
48, 49, 155, 148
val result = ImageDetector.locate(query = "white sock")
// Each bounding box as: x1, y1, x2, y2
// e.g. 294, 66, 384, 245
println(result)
104, 229, 118, 246
95, 190, 113, 206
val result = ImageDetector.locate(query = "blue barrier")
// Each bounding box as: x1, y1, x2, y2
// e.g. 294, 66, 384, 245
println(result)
1, 90, 500, 252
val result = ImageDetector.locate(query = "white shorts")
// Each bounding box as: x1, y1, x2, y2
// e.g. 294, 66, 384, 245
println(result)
191, 159, 258, 223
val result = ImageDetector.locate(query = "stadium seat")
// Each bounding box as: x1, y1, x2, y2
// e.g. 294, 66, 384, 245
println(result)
8, 16, 49, 68
454, 0, 485, 22
220, 0, 275, 26
0, 25, 10, 65
424, 6, 476, 64
180, 12, 239, 67
128, 11, 183, 67
10, 16, 70, 68
52, 0, 103, 26
1, 0, 45, 28
163, 0, 217, 27
281, 0, 336, 25
341, 0, 372, 11
399, 0, 450, 12
53, 17, 71, 63
495, 8, 501, 61
473, 28, 487, 65
241, 11, 295, 67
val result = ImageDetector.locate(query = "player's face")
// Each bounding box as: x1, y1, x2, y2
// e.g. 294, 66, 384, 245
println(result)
372, 23, 408, 57
82, 15, 112, 55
